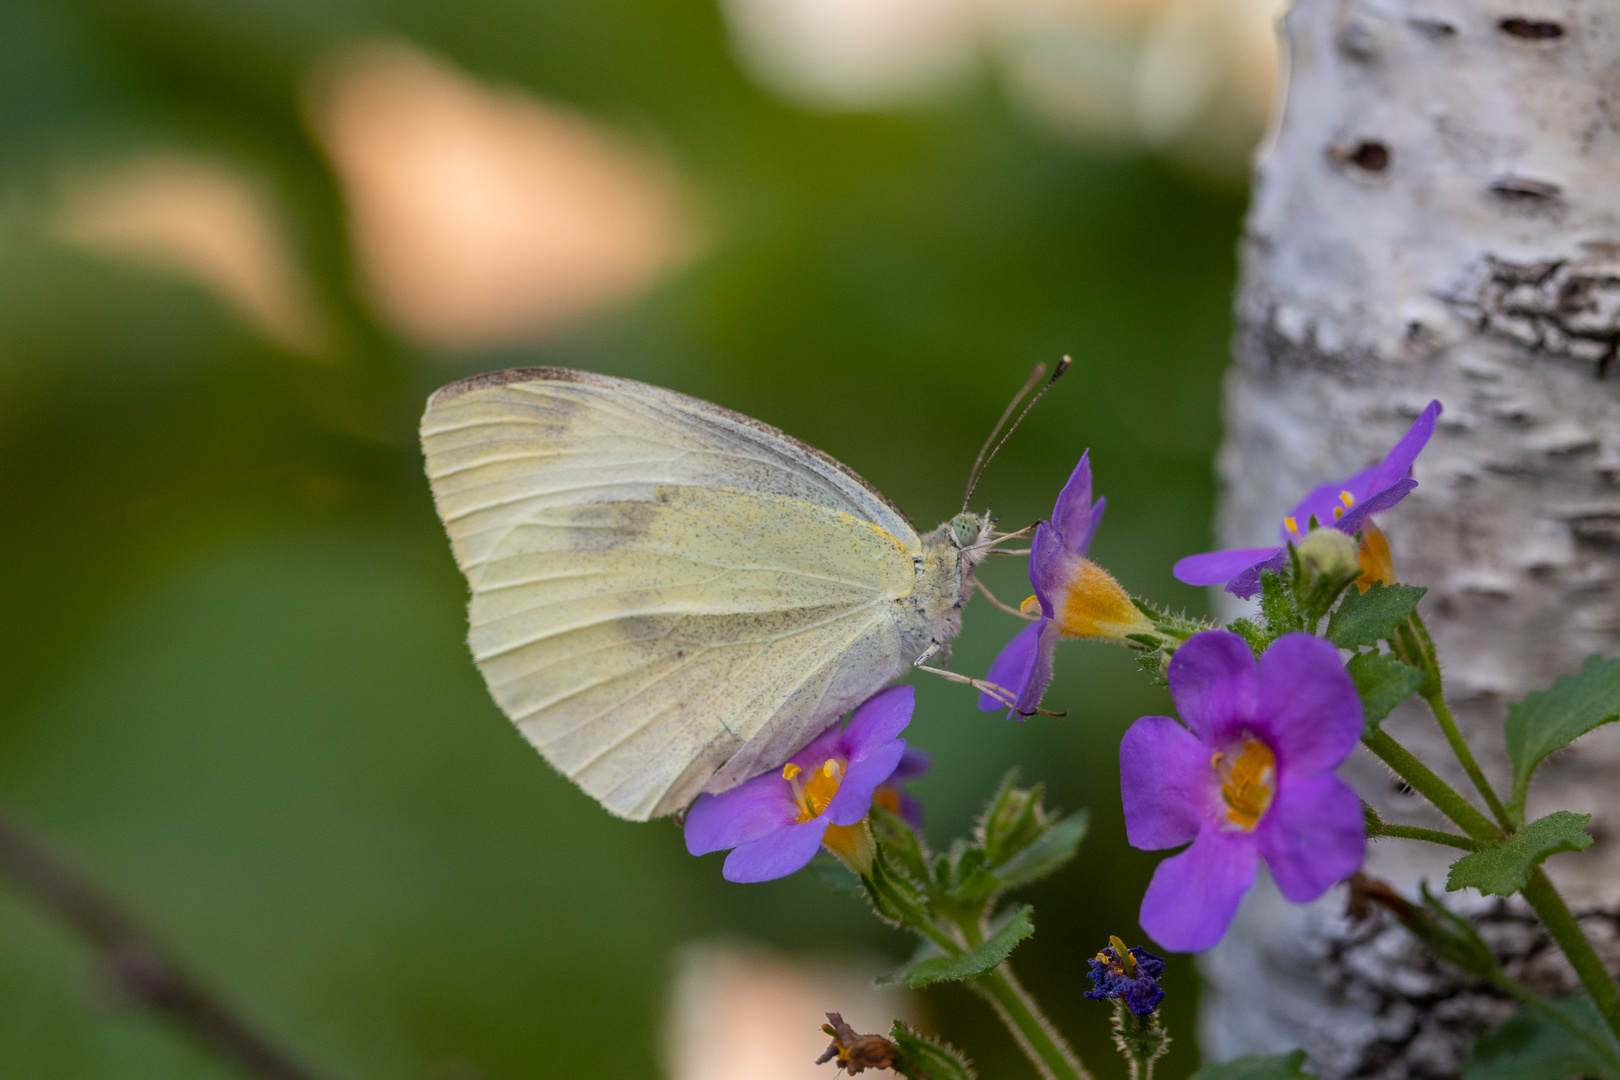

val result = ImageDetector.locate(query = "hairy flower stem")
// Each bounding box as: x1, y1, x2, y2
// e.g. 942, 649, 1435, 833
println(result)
1402, 613, 1514, 829
957, 919, 1090, 1080
1361, 729, 1500, 842
1521, 868, 1620, 1047
1110, 1002, 1169, 1080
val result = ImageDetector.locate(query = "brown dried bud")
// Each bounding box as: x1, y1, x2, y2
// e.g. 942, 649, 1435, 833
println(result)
816, 1012, 899, 1075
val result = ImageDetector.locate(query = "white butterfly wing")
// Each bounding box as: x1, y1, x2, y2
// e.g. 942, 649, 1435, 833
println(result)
421, 368, 926, 820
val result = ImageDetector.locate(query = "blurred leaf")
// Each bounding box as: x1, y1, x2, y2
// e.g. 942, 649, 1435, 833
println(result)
992, 811, 1089, 891
1505, 657, 1620, 818
1189, 1051, 1315, 1080
1347, 651, 1427, 734
1326, 584, 1426, 650
1447, 812, 1593, 897
904, 906, 1033, 988
1466, 995, 1620, 1080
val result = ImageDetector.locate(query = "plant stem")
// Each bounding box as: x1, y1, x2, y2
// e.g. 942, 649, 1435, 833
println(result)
1521, 868, 1620, 1047
957, 917, 1089, 1080
972, 965, 1091, 1080
1365, 818, 1479, 851
1491, 966, 1620, 1072
1402, 614, 1514, 829
1362, 729, 1500, 842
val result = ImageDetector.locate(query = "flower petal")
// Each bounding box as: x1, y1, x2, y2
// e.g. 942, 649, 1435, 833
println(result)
1285, 471, 1376, 541
1052, 451, 1101, 553
722, 817, 830, 882
1253, 633, 1363, 774
840, 684, 915, 754
1257, 772, 1365, 903
980, 620, 1041, 712
1364, 400, 1441, 494
684, 773, 798, 855
890, 745, 931, 782
1335, 477, 1416, 535
1166, 630, 1257, 746
1011, 619, 1060, 719
1121, 715, 1212, 850
1028, 522, 1067, 615
1139, 826, 1258, 953
1224, 549, 1289, 600
788, 721, 846, 773
1173, 547, 1285, 587
825, 738, 906, 826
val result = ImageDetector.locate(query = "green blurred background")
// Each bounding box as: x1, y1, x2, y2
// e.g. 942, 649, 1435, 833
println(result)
0, 0, 1248, 1075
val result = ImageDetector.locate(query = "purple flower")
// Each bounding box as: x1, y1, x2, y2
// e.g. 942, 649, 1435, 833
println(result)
1084, 936, 1166, 1017
979, 452, 1153, 719
1174, 401, 1441, 599
1121, 631, 1365, 952
684, 686, 914, 882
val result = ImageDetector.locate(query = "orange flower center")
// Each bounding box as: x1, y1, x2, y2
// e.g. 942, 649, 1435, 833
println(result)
783, 758, 843, 822
1211, 740, 1275, 830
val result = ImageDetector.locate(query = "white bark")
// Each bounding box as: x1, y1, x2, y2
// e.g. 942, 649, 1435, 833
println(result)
1200, 2, 1620, 1075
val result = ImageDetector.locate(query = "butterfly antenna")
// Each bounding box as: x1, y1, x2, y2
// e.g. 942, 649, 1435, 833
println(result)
961, 355, 1072, 510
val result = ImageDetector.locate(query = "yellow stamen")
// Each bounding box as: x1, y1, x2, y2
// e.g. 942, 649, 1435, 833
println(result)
1332, 505, 1344, 519
1020, 594, 1041, 617
1211, 740, 1275, 830
1109, 935, 1136, 977
782, 763, 801, 781
1340, 490, 1356, 508
1284, 516, 1299, 535
796, 757, 843, 821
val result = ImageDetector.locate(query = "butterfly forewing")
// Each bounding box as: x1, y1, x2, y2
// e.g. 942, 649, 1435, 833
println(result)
421, 369, 930, 820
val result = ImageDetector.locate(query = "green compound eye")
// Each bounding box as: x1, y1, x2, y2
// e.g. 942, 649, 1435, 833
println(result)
949, 512, 981, 548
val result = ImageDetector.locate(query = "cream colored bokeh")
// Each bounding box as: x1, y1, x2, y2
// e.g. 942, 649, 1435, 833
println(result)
664, 941, 916, 1080
307, 42, 702, 352
53, 155, 330, 356
719, 0, 1290, 178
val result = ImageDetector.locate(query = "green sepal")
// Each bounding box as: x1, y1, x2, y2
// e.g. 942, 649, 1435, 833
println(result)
1259, 570, 1303, 636
870, 804, 930, 883
1446, 811, 1593, 897
1347, 650, 1427, 734
1325, 583, 1426, 649
1136, 651, 1166, 684
1188, 1050, 1315, 1080
1228, 617, 1270, 657
890, 1021, 979, 1080
1504, 656, 1620, 820
903, 906, 1034, 987
1465, 994, 1620, 1080
860, 847, 931, 930
979, 769, 1047, 866
992, 810, 1088, 891
946, 847, 1001, 903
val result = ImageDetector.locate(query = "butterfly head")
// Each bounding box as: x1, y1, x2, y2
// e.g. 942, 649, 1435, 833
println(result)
948, 511, 989, 550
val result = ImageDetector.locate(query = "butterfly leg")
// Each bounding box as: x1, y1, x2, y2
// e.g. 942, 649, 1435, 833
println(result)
911, 643, 1067, 717
975, 579, 1040, 621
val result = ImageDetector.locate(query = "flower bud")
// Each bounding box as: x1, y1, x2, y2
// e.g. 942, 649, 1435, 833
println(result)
1295, 527, 1359, 581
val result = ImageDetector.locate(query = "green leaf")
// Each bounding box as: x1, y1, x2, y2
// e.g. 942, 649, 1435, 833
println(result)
1326, 583, 1427, 649
1505, 656, 1620, 817
890, 1022, 979, 1080
1347, 651, 1427, 734
1447, 812, 1593, 896
1189, 1050, 1315, 1080
992, 810, 1088, 890
1466, 994, 1620, 1080
904, 906, 1034, 987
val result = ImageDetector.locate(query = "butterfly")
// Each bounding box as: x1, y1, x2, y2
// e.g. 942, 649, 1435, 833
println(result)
420, 365, 1056, 821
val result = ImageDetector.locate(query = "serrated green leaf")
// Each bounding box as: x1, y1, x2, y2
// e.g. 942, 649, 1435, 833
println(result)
1465, 994, 1620, 1080
1505, 656, 1620, 818
1189, 1050, 1315, 1080
904, 906, 1034, 987
1326, 583, 1427, 649
1347, 650, 1427, 734
991, 810, 1088, 890
1447, 812, 1593, 896
890, 1022, 978, 1080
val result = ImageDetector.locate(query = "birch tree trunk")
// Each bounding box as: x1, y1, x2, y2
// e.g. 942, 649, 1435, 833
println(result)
1198, 2, 1620, 1076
